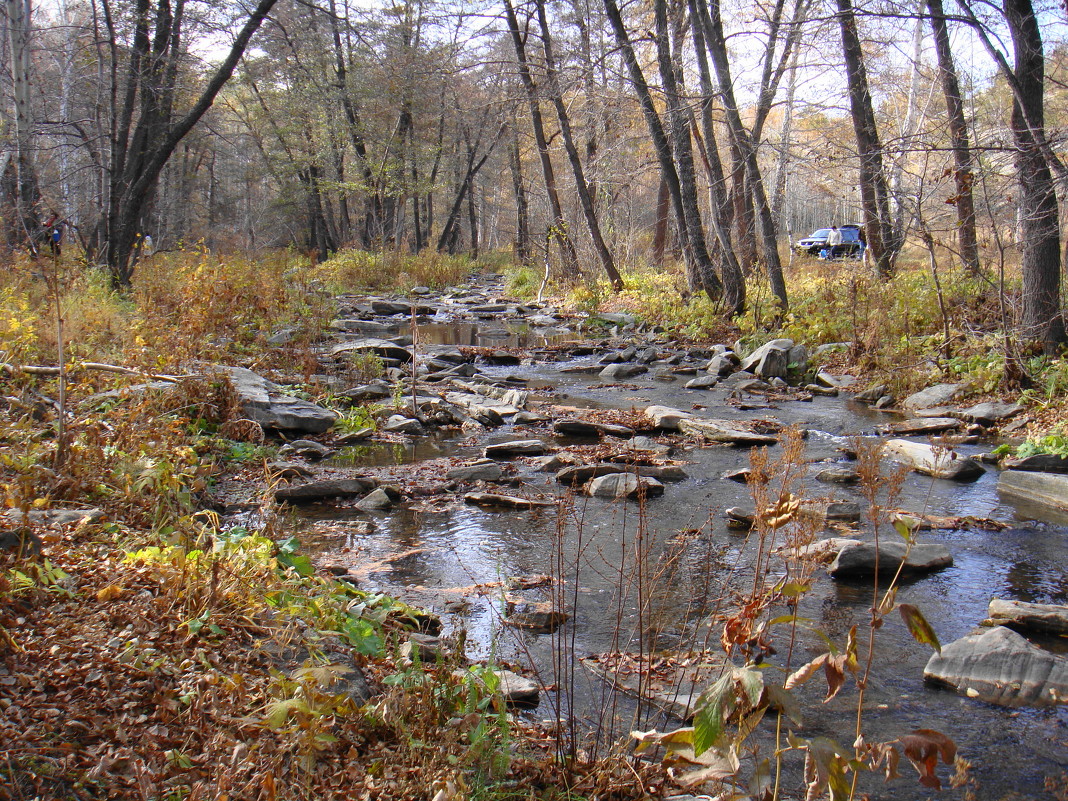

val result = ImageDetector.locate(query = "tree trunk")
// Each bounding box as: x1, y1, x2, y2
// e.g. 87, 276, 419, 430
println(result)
836, 0, 898, 279
1004, 0, 1065, 352
653, 0, 724, 301
100, 0, 280, 286
6, 0, 42, 251
926, 0, 980, 274
686, 0, 744, 311
697, 0, 788, 309
508, 125, 532, 265
602, 0, 723, 302
534, 0, 623, 290
502, 0, 579, 280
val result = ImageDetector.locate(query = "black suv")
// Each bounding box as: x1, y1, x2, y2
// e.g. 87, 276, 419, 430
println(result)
795, 224, 863, 257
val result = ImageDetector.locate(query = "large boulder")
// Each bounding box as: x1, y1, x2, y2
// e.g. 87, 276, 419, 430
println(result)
210, 366, 337, 434
902, 383, 963, 412
740, 339, 793, 379
883, 438, 985, 481
829, 540, 952, 578
924, 626, 1068, 707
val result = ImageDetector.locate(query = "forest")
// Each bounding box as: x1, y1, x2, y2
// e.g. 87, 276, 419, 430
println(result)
2, 0, 1068, 798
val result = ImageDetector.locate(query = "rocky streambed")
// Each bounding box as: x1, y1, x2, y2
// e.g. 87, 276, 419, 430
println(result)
209, 275, 1067, 799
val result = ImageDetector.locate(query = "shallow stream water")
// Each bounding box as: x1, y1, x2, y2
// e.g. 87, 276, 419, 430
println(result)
299, 316, 1067, 800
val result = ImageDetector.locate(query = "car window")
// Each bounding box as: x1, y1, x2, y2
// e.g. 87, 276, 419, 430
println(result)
810, 229, 831, 237
841, 229, 860, 242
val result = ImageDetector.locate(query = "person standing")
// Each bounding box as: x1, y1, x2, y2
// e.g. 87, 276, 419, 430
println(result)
826, 225, 843, 258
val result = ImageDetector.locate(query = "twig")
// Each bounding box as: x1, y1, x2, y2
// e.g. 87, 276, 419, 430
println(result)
0, 361, 188, 382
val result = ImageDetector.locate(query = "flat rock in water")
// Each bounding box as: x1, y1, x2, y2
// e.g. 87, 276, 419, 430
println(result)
684, 374, 719, 389
882, 417, 961, 436
210, 366, 337, 434
958, 401, 1023, 425
781, 537, 864, 561
330, 337, 413, 363
447, 461, 504, 482
586, 473, 664, 499
464, 492, 554, 510
382, 415, 423, 434
984, 599, 1068, 635
355, 487, 397, 511
883, 438, 985, 481
554, 419, 602, 437
678, 417, 777, 446
997, 469, 1068, 511
644, 405, 693, 431
829, 540, 952, 578
280, 439, 335, 460
902, 383, 964, 412
504, 601, 569, 633
483, 439, 548, 459
1002, 454, 1068, 473
599, 363, 647, 380
532, 452, 583, 472
275, 477, 377, 504
924, 626, 1068, 707
815, 467, 860, 484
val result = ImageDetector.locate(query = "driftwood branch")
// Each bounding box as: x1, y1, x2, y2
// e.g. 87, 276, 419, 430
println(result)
0, 362, 190, 382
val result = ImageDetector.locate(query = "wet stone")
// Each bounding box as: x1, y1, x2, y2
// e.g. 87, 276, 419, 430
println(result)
335, 427, 374, 445
1003, 453, 1068, 473
829, 541, 953, 579
959, 401, 1024, 425
554, 419, 602, 437
984, 599, 1068, 636
464, 492, 554, 510
684, 374, 720, 390
805, 384, 839, 397
853, 384, 888, 404
355, 487, 397, 512
504, 602, 569, 634
266, 461, 315, 480
483, 439, 548, 459
924, 626, 1068, 707
815, 467, 860, 484
382, 415, 423, 435
882, 417, 962, 436
722, 468, 751, 483
586, 473, 664, 499
902, 382, 964, 412
446, 460, 504, 482
275, 477, 377, 504
532, 452, 583, 472
280, 439, 336, 460
599, 363, 647, 380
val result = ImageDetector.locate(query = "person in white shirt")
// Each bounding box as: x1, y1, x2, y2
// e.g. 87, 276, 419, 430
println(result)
825, 226, 843, 258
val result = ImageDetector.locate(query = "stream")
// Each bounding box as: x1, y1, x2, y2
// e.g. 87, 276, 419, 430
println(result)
282, 277, 1067, 799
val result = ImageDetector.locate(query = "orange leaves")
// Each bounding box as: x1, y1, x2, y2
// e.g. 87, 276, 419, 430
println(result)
899, 729, 958, 789
784, 625, 859, 702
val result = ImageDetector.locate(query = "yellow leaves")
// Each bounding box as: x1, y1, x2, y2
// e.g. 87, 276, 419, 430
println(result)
96, 584, 124, 602
760, 492, 800, 530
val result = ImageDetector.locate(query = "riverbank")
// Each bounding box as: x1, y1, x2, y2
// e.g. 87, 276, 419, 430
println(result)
2, 251, 1067, 800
